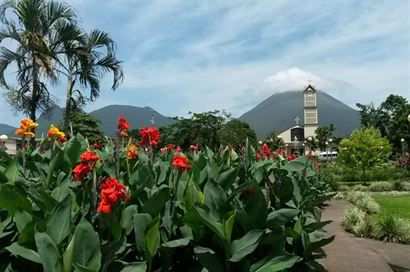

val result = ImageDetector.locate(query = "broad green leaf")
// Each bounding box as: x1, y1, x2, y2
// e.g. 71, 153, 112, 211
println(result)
204, 180, 227, 218
216, 167, 238, 189
250, 254, 301, 272
121, 205, 138, 235
64, 136, 83, 166
47, 196, 71, 245
162, 238, 191, 248
73, 217, 101, 272
6, 242, 41, 263
224, 210, 236, 242
145, 217, 160, 260
133, 213, 152, 254
120, 262, 147, 272
28, 184, 58, 212
229, 230, 264, 262
63, 237, 75, 272
4, 160, 18, 183
194, 246, 226, 272
0, 184, 32, 214
266, 209, 300, 228
14, 210, 32, 233
195, 206, 225, 241
142, 188, 170, 217
35, 232, 62, 272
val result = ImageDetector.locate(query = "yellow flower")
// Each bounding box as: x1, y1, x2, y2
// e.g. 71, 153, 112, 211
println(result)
15, 118, 38, 138
47, 124, 67, 143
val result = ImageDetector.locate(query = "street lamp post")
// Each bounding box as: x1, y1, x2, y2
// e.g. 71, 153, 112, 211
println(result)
329, 138, 333, 161
325, 141, 329, 162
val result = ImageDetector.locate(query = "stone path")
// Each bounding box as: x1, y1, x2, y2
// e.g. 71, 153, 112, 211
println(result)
321, 200, 410, 272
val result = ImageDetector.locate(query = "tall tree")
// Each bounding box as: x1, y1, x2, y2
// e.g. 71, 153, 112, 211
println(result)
357, 94, 410, 153
219, 119, 257, 148
315, 124, 335, 151
54, 29, 123, 128
0, 0, 76, 123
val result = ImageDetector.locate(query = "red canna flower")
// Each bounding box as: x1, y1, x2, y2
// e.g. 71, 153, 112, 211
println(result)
80, 151, 99, 164
246, 187, 255, 194
286, 154, 298, 161
261, 144, 270, 157
97, 177, 129, 214
256, 152, 262, 160
275, 148, 286, 156
189, 144, 199, 152
172, 154, 191, 172
139, 127, 160, 147
93, 142, 102, 150
72, 163, 93, 181
118, 116, 130, 131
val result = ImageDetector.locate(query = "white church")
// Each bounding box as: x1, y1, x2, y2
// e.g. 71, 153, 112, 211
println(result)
277, 84, 318, 155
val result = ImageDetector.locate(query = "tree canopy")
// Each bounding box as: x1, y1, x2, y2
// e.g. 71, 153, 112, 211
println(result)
357, 94, 410, 153
338, 127, 392, 179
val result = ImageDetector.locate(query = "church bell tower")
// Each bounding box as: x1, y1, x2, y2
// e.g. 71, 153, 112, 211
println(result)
303, 84, 318, 138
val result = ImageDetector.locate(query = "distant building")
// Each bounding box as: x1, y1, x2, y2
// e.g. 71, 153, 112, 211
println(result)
277, 84, 318, 155
0, 137, 41, 155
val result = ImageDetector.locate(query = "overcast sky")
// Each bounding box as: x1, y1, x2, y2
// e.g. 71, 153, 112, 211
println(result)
1, 0, 409, 127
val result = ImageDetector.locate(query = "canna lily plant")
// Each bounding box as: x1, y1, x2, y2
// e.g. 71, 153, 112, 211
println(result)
0, 117, 335, 272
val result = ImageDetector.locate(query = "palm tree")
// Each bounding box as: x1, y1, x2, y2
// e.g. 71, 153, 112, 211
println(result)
0, 0, 76, 123
55, 28, 123, 129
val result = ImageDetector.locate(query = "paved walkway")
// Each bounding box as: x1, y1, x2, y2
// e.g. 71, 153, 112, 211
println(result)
321, 200, 410, 272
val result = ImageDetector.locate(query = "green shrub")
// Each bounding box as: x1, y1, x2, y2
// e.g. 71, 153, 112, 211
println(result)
338, 185, 350, 192
342, 207, 366, 234
345, 192, 380, 214
356, 218, 376, 238
352, 185, 368, 191
391, 180, 407, 191
368, 182, 392, 192
375, 215, 410, 243
333, 192, 345, 200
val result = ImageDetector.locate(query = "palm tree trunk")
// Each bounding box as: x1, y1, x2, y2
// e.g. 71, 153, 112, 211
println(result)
30, 57, 38, 123
64, 76, 74, 130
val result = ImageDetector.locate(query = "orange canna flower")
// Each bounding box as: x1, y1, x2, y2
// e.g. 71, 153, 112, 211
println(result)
47, 124, 67, 143
15, 118, 38, 138
126, 143, 138, 160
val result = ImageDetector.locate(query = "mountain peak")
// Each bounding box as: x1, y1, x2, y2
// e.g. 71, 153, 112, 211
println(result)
239, 90, 360, 138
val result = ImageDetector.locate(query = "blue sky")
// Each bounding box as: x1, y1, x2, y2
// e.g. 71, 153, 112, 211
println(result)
1, 0, 409, 127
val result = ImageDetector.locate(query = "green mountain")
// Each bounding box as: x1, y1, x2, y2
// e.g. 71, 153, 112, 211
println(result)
239, 91, 360, 138
35, 105, 175, 136
0, 124, 16, 136
90, 105, 175, 136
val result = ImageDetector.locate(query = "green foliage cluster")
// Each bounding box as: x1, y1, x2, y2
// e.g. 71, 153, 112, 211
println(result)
338, 127, 392, 178
160, 111, 257, 150
321, 162, 410, 185
315, 125, 335, 151
342, 192, 410, 244
0, 131, 335, 271
68, 113, 105, 143
357, 94, 410, 154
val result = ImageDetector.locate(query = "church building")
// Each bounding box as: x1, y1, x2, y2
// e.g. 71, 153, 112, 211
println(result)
277, 84, 318, 155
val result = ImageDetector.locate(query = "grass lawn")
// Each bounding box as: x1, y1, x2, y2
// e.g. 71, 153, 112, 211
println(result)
372, 194, 410, 220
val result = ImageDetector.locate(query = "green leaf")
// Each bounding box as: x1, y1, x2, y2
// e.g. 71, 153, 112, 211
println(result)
216, 167, 238, 189
229, 230, 264, 262
63, 237, 75, 272
0, 184, 32, 214
141, 188, 170, 217
194, 246, 226, 272
121, 205, 138, 235
266, 209, 300, 228
120, 262, 147, 272
64, 136, 83, 166
133, 213, 152, 254
47, 196, 71, 245
204, 180, 227, 218
35, 232, 63, 272
224, 210, 236, 242
73, 217, 101, 272
145, 217, 160, 260
4, 160, 18, 183
162, 238, 191, 248
195, 206, 225, 241
250, 254, 301, 272
6, 242, 41, 263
